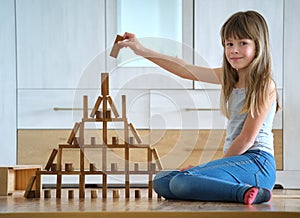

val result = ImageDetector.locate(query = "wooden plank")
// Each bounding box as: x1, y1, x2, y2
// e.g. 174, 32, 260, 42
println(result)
83, 95, 88, 119
109, 34, 124, 58
0, 168, 9, 196
67, 122, 80, 144
122, 95, 127, 120
151, 148, 163, 171
129, 123, 142, 144
35, 171, 41, 198
79, 121, 85, 198
56, 174, 62, 198
101, 73, 109, 97
107, 96, 120, 118
147, 147, 153, 198
102, 174, 107, 198
45, 149, 58, 171
57, 147, 62, 172
24, 175, 36, 198
90, 96, 102, 118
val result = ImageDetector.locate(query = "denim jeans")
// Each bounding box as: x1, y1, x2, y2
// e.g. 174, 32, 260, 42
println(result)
153, 150, 276, 202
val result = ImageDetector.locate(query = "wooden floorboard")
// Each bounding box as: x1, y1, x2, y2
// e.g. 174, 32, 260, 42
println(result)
0, 189, 300, 218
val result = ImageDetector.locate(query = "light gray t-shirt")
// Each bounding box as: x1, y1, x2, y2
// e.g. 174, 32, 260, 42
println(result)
223, 88, 276, 155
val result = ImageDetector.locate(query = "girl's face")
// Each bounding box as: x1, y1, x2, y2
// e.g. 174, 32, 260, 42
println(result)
224, 38, 256, 72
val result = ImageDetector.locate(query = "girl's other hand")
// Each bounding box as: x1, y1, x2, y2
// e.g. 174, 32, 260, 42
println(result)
180, 165, 194, 172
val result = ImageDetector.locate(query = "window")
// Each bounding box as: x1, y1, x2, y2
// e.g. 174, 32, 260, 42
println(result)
116, 0, 184, 67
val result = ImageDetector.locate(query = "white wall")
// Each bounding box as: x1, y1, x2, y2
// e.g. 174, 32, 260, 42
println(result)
0, 0, 17, 165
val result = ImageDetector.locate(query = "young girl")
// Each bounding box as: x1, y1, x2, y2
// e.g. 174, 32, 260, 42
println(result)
118, 10, 279, 205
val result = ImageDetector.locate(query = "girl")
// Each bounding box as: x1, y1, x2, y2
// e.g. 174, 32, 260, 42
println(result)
118, 10, 279, 205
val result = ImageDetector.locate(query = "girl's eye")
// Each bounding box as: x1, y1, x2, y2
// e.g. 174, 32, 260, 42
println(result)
240, 42, 247, 46
226, 42, 233, 47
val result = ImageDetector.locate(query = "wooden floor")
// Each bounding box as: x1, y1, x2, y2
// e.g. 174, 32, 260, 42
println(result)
0, 189, 300, 218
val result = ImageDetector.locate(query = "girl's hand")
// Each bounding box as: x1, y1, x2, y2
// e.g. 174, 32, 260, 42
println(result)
118, 32, 146, 56
180, 165, 194, 172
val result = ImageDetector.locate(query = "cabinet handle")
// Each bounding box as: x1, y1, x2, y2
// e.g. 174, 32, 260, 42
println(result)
53, 107, 92, 111
185, 108, 220, 111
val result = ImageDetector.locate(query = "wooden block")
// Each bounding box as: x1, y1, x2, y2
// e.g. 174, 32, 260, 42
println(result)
102, 174, 107, 199
74, 137, 79, 146
110, 35, 124, 58
107, 96, 120, 117
67, 122, 80, 144
95, 110, 102, 119
151, 148, 163, 170
83, 95, 88, 119
65, 163, 73, 172
56, 174, 62, 198
91, 190, 98, 198
129, 123, 142, 144
50, 163, 57, 172
135, 189, 141, 198
101, 73, 109, 96
45, 149, 58, 171
106, 110, 111, 118
90, 163, 97, 172
112, 189, 120, 198
27, 190, 36, 198
122, 95, 127, 118
112, 136, 119, 145
151, 163, 156, 172
68, 190, 74, 199
90, 96, 102, 118
129, 136, 134, 144
111, 163, 118, 171
79, 174, 85, 198
44, 189, 51, 198
134, 163, 139, 172
125, 181, 130, 198
24, 175, 36, 198
90, 137, 96, 145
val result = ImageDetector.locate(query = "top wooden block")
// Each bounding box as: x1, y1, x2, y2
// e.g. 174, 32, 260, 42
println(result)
101, 73, 109, 96
109, 35, 124, 58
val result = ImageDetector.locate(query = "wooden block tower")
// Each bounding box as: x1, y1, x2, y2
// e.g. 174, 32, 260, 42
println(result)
33, 73, 163, 199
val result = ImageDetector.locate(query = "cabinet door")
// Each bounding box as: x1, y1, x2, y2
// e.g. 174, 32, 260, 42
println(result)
0, 0, 17, 164
194, 0, 284, 89
16, 0, 106, 89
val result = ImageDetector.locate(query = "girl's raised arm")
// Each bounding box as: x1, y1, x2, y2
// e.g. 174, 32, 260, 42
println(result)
118, 32, 222, 84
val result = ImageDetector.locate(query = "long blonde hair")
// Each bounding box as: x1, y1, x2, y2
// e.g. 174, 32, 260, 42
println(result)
220, 10, 279, 118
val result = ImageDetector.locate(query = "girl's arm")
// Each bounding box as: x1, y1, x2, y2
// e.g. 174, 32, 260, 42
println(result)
223, 82, 277, 157
118, 32, 222, 84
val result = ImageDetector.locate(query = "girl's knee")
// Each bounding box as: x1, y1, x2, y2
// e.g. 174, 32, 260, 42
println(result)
169, 173, 193, 198
153, 171, 181, 199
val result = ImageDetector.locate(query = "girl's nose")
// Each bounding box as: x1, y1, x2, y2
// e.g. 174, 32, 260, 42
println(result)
231, 46, 239, 54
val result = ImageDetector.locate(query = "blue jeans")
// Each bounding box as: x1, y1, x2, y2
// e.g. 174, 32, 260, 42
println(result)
153, 150, 276, 202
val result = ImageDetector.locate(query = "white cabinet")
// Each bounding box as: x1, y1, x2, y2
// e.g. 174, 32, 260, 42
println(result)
16, 0, 107, 129
0, 0, 17, 164
16, 0, 106, 89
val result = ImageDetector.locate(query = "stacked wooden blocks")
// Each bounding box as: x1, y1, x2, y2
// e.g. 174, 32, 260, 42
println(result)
30, 72, 163, 200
